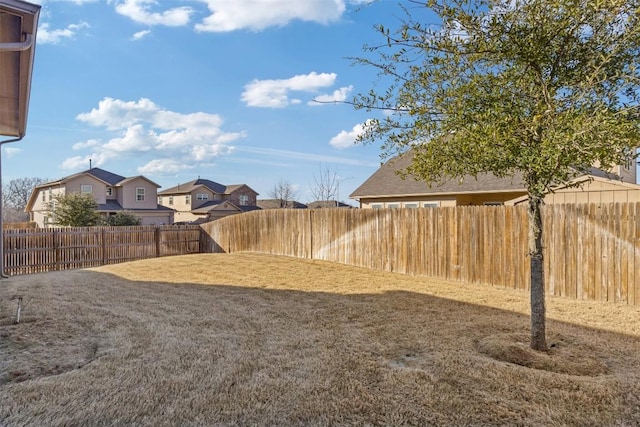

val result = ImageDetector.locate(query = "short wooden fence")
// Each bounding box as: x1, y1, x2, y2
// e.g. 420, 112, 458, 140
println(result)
3, 225, 202, 276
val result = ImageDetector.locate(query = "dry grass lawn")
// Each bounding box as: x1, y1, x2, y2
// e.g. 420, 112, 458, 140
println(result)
1, 253, 639, 426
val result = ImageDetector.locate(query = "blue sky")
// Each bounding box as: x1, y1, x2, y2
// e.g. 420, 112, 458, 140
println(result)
7, 0, 408, 203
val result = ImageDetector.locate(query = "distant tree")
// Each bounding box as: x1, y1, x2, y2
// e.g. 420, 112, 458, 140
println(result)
104, 211, 142, 226
2, 177, 46, 222
48, 193, 101, 227
310, 165, 340, 204
268, 179, 298, 208
353, 0, 640, 351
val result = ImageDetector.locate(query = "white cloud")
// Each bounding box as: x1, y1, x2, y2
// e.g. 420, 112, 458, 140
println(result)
3, 147, 21, 158
242, 72, 337, 108
195, 0, 346, 32
329, 120, 372, 149
72, 139, 101, 150
60, 152, 114, 170
310, 85, 353, 105
236, 146, 378, 167
114, 0, 193, 26
66, 97, 246, 174
132, 29, 151, 40
37, 21, 89, 44
138, 159, 194, 175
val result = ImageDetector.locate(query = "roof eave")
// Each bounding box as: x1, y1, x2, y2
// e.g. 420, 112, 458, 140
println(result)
0, 0, 40, 138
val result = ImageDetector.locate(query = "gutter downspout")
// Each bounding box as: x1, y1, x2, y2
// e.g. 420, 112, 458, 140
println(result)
0, 137, 23, 278
0, 28, 38, 278
0, 33, 34, 52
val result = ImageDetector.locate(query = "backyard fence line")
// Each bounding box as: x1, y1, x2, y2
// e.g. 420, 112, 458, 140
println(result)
200, 203, 640, 306
3, 225, 202, 276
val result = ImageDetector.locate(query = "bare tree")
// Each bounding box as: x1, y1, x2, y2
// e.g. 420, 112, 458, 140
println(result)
268, 179, 297, 208
310, 165, 339, 205
3, 177, 46, 222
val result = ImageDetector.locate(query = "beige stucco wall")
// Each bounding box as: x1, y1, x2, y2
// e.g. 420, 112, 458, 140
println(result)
31, 186, 65, 212
543, 180, 640, 204
191, 188, 216, 209
66, 175, 107, 204
224, 187, 258, 206
357, 192, 526, 208
117, 177, 158, 210
135, 211, 174, 226
173, 211, 201, 223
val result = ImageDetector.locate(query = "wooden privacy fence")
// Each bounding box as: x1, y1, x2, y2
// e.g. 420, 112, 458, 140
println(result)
200, 203, 640, 306
3, 225, 202, 276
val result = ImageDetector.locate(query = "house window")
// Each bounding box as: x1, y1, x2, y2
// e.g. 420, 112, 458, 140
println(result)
41, 191, 45, 202
168, 196, 174, 205
48, 189, 52, 201
371, 204, 383, 209
185, 195, 191, 204
387, 203, 400, 208
239, 194, 249, 206
106, 187, 113, 196
404, 203, 419, 208
158, 196, 162, 204
136, 187, 145, 202
423, 203, 439, 208
81, 185, 92, 194
196, 193, 208, 200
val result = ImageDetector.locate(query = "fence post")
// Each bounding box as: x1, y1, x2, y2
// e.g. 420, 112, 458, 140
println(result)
309, 209, 314, 260
54, 229, 60, 271
101, 228, 107, 265
155, 226, 161, 257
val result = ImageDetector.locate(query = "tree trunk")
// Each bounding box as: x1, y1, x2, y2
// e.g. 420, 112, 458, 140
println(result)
527, 195, 547, 351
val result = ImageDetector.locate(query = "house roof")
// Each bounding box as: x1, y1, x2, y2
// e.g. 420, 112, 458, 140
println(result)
307, 200, 354, 209
86, 168, 127, 185
159, 178, 227, 195
38, 167, 160, 188
257, 199, 308, 209
191, 200, 224, 214
96, 200, 173, 213
349, 151, 621, 199
192, 200, 262, 214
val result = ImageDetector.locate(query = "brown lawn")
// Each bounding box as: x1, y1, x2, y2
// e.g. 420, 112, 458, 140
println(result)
1, 253, 639, 426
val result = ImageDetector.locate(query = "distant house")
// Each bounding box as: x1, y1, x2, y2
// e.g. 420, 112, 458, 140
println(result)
257, 199, 308, 209
158, 178, 259, 223
25, 167, 173, 227
307, 200, 354, 209
350, 151, 640, 208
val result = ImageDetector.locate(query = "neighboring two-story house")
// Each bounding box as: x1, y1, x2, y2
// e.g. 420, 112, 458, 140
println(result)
25, 167, 174, 227
350, 151, 640, 208
158, 178, 260, 223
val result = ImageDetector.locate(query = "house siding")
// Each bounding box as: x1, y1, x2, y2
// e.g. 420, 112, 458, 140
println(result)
358, 192, 526, 208
66, 176, 107, 204
118, 177, 157, 210
224, 187, 257, 207
543, 180, 640, 204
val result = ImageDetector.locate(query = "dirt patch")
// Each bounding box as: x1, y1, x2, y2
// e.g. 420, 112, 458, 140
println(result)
0, 318, 102, 386
476, 333, 609, 376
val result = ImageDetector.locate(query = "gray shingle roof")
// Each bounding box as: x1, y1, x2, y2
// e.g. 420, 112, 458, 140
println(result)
159, 178, 227, 195
86, 168, 127, 185
307, 200, 353, 209
350, 151, 621, 199
257, 199, 308, 209
350, 152, 526, 198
